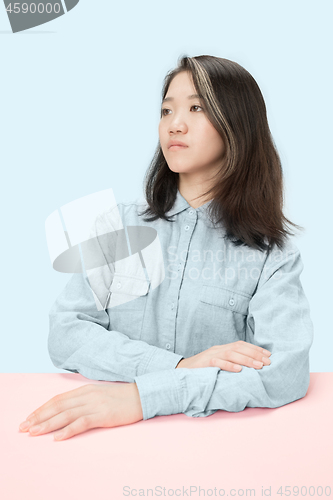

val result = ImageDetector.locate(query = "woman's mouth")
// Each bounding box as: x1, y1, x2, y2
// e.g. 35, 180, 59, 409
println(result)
169, 145, 188, 150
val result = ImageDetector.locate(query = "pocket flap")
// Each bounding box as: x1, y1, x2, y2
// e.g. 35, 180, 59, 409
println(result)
110, 273, 150, 296
200, 285, 251, 315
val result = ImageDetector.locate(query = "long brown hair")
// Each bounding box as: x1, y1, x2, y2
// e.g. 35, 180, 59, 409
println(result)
138, 54, 303, 252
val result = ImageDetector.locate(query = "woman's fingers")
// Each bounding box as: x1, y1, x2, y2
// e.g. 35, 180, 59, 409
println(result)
227, 345, 272, 369
230, 351, 270, 369
242, 342, 271, 358
28, 406, 87, 437
232, 340, 271, 357
227, 341, 271, 366
22, 395, 84, 425
211, 342, 272, 372
25, 385, 95, 421
34, 411, 97, 441
53, 414, 99, 441
19, 387, 94, 433
21, 398, 86, 434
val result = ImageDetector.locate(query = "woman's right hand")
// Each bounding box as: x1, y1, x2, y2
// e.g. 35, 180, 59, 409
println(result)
176, 341, 271, 372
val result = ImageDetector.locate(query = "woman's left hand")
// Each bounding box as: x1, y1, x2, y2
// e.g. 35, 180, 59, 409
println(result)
19, 382, 143, 441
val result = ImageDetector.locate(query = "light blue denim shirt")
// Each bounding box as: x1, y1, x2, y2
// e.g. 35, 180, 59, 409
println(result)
48, 189, 314, 420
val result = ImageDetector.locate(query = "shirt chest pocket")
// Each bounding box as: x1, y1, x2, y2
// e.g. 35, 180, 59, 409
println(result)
106, 272, 150, 340
198, 285, 251, 344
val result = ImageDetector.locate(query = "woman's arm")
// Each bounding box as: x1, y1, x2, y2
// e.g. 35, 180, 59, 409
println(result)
133, 249, 314, 419
48, 209, 184, 382
48, 272, 184, 382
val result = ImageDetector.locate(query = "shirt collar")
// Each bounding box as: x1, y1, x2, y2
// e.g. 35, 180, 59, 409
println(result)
166, 189, 213, 217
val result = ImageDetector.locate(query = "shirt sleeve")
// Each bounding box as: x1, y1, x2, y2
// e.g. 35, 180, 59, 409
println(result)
134, 248, 314, 420
48, 210, 184, 383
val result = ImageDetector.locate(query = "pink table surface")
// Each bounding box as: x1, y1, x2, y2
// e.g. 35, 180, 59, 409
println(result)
1, 372, 332, 500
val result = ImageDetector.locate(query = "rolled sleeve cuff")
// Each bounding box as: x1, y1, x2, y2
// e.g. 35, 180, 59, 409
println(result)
134, 369, 185, 420
134, 366, 221, 421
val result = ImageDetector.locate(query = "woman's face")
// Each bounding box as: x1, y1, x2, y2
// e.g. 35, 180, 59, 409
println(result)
159, 71, 225, 181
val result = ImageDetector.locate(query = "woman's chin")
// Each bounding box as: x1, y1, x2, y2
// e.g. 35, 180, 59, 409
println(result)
167, 165, 194, 174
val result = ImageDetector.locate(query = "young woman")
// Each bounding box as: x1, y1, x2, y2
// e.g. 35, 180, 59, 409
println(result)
19, 55, 314, 441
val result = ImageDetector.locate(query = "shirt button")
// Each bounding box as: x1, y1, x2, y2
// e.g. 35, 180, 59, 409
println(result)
166, 343, 171, 349
189, 210, 194, 215
117, 282, 121, 289
229, 298, 235, 306
185, 225, 190, 231
171, 302, 175, 309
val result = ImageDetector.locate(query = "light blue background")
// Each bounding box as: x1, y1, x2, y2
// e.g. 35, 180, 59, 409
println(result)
1, 0, 332, 373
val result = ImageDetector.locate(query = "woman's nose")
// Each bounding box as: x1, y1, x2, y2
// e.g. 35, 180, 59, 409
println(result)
168, 118, 187, 134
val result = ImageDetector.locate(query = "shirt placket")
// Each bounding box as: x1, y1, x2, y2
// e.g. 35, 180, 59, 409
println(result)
164, 208, 198, 352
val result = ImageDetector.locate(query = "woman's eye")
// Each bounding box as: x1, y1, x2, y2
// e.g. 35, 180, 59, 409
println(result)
191, 105, 203, 112
161, 105, 203, 117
